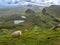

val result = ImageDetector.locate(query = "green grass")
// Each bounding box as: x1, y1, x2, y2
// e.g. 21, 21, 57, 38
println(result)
46, 5, 60, 18
0, 28, 60, 45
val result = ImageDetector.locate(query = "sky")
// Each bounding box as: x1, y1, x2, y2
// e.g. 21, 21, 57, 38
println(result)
0, 0, 60, 6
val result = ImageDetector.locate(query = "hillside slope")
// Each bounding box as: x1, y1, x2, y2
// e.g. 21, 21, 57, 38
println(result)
0, 29, 60, 45
46, 5, 60, 19
41, 5, 60, 30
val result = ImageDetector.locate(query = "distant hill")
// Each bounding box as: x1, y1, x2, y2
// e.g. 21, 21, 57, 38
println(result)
0, 5, 60, 30
46, 5, 60, 19
41, 5, 60, 30
0, 5, 44, 17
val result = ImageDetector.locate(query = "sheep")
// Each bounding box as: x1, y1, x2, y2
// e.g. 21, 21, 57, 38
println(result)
12, 31, 22, 38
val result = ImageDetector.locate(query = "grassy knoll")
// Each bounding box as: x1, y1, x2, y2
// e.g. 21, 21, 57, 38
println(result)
0, 28, 60, 45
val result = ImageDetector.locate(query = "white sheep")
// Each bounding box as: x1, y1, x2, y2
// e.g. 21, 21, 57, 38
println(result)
12, 31, 22, 38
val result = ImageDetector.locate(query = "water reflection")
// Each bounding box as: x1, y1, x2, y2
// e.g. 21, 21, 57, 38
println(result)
14, 20, 24, 24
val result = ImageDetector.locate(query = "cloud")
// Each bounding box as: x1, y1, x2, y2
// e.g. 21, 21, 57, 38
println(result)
0, 0, 60, 7
31, 0, 60, 5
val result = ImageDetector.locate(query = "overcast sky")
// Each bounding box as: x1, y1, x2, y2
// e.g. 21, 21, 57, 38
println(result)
0, 0, 60, 6
31, 0, 60, 5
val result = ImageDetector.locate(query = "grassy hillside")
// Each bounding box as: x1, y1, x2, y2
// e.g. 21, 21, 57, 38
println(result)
0, 5, 60, 45
42, 5, 60, 30
0, 27, 60, 45
0, 6, 60, 30
46, 5, 60, 19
